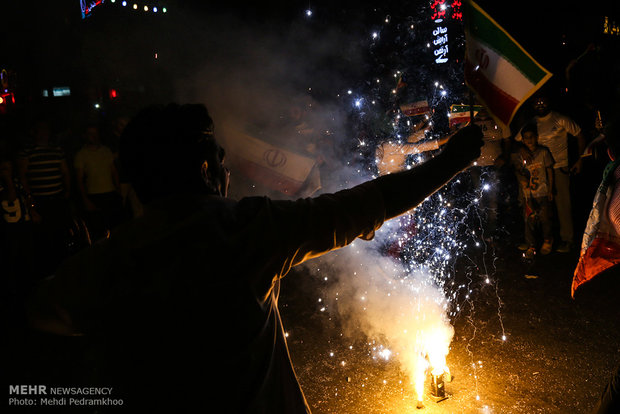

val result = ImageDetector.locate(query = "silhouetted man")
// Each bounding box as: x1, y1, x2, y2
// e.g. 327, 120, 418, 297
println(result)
28, 103, 483, 413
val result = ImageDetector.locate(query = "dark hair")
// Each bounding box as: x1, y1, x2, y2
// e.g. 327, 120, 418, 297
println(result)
520, 121, 538, 137
119, 103, 222, 203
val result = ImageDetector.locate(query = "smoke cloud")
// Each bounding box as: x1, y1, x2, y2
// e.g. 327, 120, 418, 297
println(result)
167, 5, 455, 389
165, 8, 368, 198
309, 221, 455, 393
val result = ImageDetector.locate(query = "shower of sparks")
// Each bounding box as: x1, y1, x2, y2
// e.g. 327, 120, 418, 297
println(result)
292, 5, 509, 409
330, 171, 504, 407
306, 119, 508, 407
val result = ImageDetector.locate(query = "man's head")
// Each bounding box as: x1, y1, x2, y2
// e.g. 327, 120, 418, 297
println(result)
532, 92, 551, 117
84, 123, 101, 145
521, 121, 539, 152
119, 103, 229, 204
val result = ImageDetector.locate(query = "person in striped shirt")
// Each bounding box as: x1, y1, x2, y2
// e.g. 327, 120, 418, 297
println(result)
16, 118, 72, 278
17, 119, 70, 200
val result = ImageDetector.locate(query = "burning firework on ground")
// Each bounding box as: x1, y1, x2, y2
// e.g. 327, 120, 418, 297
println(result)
307, 176, 504, 408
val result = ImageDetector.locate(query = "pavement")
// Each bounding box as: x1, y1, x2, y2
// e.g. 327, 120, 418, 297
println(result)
5, 208, 619, 413
281, 239, 620, 414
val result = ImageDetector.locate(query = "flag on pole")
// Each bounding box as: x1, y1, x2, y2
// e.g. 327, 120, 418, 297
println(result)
225, 129, 321, 197
572, 160, 620, 297
463, 0, 552, 128
449, 104, 483, 127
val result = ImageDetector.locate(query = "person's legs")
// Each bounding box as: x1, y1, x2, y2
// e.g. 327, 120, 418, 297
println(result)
539, 198, 554, 254
32, 196, 71, 278
524, 201, 537, 249
539, 198, 553, 241
87, 192, 123, 241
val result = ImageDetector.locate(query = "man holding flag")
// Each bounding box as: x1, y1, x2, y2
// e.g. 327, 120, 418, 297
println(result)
463, 1, 619, 412
463, 0, 553, 247
463, 0, 552, 131
572, 118, 620, 414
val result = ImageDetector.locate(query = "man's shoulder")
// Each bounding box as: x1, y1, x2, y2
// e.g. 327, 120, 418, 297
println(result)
100, 145, 114, 155
548, 110, 575, 122
75, 146, 90, 156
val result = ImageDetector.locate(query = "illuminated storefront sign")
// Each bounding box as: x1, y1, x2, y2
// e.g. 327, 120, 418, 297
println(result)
429, 0, 463, 64
430, 0, 449, 64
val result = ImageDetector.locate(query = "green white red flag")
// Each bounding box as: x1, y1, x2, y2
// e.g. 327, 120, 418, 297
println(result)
464, 0, 552, 128
449, 104, 483, 127
573, 161, 620, 297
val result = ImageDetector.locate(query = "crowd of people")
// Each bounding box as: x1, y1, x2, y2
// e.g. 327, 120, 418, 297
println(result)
0, 88, 607, 317
8, 103, 483, 412
375, 87, 610, 264
0, 109, 139, 328
1, 89, 617, 412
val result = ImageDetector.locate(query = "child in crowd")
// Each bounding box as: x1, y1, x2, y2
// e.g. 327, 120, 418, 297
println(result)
511, 122, 555, 259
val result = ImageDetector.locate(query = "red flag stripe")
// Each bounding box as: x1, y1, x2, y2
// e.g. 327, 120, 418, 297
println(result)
572, 236, 620, 297
464, 60, 520, 126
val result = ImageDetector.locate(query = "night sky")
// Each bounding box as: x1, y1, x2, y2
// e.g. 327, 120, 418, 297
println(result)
1, 1, 619, 128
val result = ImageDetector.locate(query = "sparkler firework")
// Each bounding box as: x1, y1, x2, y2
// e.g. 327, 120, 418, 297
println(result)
308, 165, 506, 407
280, 3, 508, 409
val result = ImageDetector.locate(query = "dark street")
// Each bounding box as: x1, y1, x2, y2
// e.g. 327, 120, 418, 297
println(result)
282, 239, 620, 413
3, 1, 620, 413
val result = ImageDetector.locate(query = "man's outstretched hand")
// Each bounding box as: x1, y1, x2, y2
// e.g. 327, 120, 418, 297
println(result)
441, 125, 484, 172
377, 124, 484, 220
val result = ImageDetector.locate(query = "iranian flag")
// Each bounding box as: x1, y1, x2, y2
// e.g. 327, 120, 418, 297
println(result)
464, 0, 552, 128
449, 104, 483, 127
572, 161, 620, 297
400, 100, 430, 116
225, 129, 321, 197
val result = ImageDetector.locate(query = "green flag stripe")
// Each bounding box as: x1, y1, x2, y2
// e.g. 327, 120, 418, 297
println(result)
451, 105, 483, 113
466, 1, 547, 84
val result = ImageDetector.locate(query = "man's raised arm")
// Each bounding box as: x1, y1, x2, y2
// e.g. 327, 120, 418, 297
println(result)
376, 125, 483, 220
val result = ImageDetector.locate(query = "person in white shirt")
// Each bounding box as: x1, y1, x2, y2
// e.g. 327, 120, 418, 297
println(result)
74, 123, 123, 241
515, 92, 587, 253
